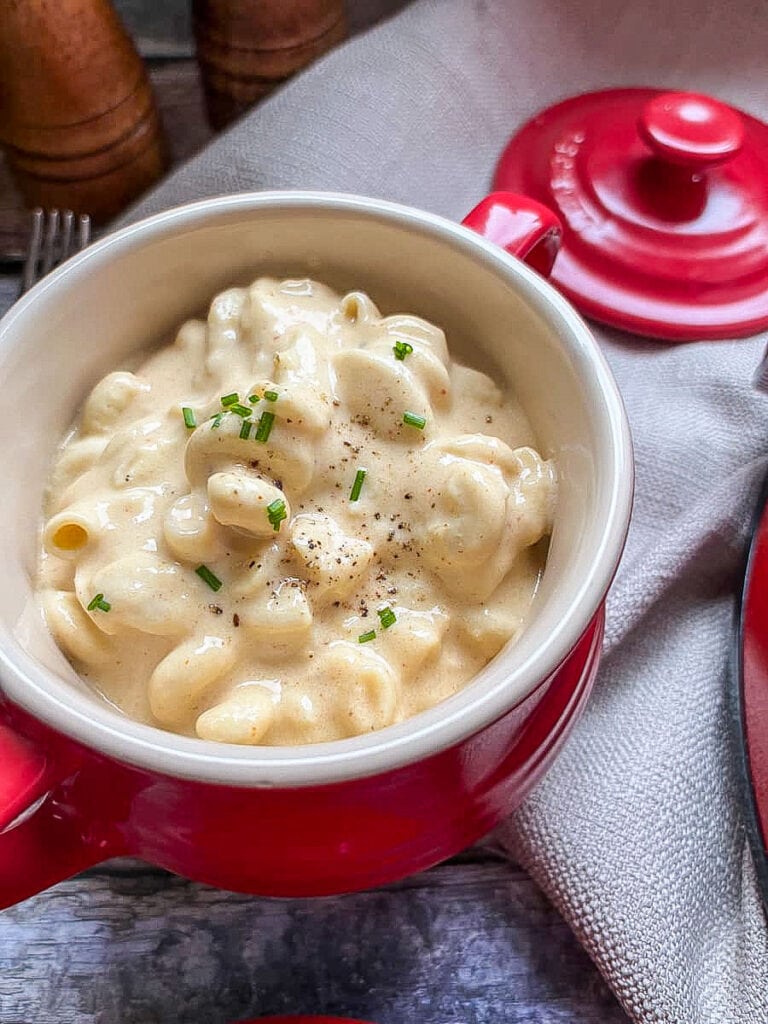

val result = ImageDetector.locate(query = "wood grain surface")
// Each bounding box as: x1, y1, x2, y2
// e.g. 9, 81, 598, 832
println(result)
0, 4, 629, 1023
0, 852, 628, 1024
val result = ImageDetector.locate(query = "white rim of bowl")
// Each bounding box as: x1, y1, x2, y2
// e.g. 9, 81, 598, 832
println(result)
0, 191, 633, 787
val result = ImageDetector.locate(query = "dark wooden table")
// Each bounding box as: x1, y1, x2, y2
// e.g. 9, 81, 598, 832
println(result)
0, 4, 630, 1021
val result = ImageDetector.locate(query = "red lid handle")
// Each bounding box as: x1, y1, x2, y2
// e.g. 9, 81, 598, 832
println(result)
461, 192, 562, 277
638, 91, 744, 168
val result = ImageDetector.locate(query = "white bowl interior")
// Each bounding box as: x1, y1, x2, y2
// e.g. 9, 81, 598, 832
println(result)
0, 194, 631, 785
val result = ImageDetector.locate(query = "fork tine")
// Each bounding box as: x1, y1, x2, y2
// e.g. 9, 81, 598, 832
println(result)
77, 214, 91, 251
22, 209, 44, 293
41, 209, 60, 276
21, 208, 93, 297
59, 209, 74, 263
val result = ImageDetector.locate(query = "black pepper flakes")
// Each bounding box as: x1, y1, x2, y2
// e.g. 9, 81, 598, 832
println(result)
233, 613, 240, 627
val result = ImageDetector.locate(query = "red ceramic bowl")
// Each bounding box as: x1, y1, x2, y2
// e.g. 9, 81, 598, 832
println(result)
0, 191, 632, 907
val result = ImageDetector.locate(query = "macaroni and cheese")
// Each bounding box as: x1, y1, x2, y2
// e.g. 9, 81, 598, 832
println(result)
36, 278, 556, 745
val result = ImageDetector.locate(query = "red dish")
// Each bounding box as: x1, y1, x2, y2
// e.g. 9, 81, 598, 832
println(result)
236, 1018, 373, 1024
0, 614, 603, 905
0, 191, 631, 906
735, 470, 768, 910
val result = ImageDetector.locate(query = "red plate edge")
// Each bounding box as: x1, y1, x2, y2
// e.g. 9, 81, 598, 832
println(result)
235, 1018, 374, 1023
734, 466, 768, 914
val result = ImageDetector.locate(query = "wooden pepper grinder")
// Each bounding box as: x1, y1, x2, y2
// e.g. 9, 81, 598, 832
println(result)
193, 0, 347, 130
0, 0, 166, 223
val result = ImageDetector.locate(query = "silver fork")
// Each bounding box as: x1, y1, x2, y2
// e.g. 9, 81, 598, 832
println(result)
21, 208, 92, 294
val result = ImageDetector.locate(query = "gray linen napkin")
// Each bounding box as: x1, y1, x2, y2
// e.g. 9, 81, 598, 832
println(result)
120, 1, 768, 1020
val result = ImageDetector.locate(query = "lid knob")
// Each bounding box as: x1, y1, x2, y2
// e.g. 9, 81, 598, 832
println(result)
638, 91, 744, 168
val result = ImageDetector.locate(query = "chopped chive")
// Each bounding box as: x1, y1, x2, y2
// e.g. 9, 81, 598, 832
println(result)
393, 340, 414, 361
358, 629, 376, 644
349, 468, 367, 502
254, 410, 275, 443
266, 497, 288, 532
403, 410, 426, 430
210, 412, 224, 430
239, 420, 252, 440
87, 593, 111, 612
220, 393, 239, 407
264, 389, 279, 402
377, 606, 396, 629
182, 407, 196, 429
248, 394, 260, 404
230, 403, 252, 418
195, 564, 222, 592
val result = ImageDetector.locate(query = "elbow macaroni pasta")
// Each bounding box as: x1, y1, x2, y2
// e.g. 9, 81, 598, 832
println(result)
36, 277, 556, 745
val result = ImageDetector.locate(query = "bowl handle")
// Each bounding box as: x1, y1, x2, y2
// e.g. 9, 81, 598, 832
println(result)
0, 718, 109, 907
461, 191, 562, 278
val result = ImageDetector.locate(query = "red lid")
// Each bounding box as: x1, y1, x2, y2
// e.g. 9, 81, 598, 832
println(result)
494, 88, 768, 341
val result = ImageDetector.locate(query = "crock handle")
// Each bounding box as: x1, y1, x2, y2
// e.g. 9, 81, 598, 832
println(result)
0, 719, 108, 908
462, 191, 562, 278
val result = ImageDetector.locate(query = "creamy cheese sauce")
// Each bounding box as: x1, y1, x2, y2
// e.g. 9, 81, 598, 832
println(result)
36, 278, 556, 745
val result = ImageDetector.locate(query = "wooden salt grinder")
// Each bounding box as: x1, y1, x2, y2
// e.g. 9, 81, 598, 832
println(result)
0, 0, 166, 223
193, 0, 347, 129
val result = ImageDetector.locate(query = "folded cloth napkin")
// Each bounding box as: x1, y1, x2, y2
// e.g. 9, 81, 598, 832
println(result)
120, 1, 768, 1019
